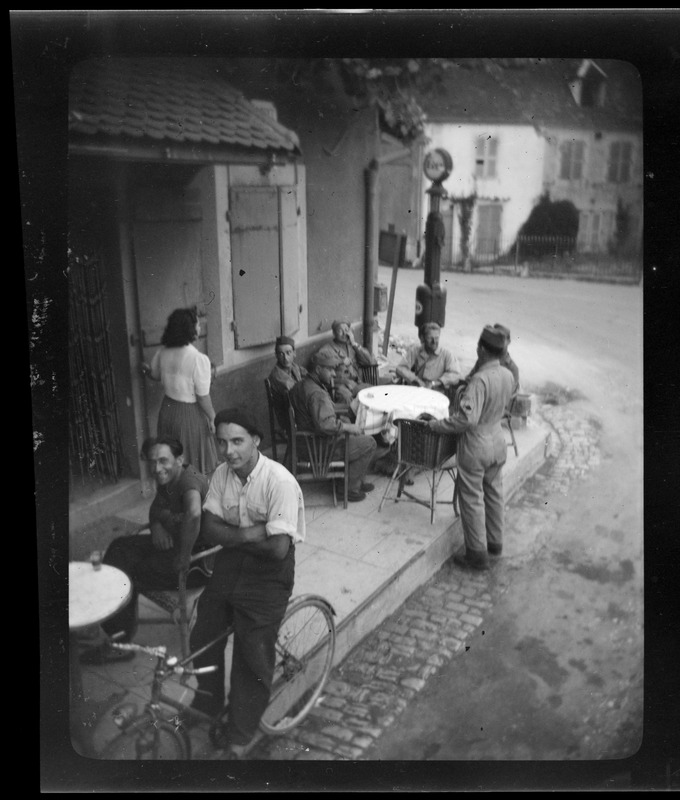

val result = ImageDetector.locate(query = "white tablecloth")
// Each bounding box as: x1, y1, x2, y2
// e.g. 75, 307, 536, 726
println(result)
355, 385, 450, 435
69, 561, 132, 630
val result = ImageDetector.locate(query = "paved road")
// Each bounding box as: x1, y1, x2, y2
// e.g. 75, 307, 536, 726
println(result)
245, 272, 644, 779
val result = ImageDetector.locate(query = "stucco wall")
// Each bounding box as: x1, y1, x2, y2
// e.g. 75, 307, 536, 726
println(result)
423, 122, 545, 253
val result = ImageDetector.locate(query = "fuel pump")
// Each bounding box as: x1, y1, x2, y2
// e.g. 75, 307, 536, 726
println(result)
415, 148, 453, 329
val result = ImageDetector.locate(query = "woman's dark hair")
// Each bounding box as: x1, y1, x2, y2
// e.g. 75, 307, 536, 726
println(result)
161, 307, 199, 348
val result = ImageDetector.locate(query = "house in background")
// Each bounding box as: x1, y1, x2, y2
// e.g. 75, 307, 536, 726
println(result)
68, 57, 415, 524
417, 59, 642, 269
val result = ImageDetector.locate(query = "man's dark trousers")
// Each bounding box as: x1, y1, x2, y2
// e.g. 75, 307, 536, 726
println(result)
190, 545, 295, 745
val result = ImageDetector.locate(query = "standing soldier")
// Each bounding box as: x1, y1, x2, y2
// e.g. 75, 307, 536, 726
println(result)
426, 325, 515, 570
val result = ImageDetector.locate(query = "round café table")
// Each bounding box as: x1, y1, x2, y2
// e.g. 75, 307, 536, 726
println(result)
69, 561, 132, 756
355, 385, 450, 436
69, 561, 132, 631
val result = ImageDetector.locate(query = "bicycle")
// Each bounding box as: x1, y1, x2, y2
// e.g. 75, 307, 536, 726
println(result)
97, 593, 336, 760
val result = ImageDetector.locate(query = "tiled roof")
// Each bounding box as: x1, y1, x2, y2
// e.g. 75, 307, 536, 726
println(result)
69, 57, 300, 153
422, 59, 641, 133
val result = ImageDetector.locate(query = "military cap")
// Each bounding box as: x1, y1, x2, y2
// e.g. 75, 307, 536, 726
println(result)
479, 325, 507, 351
275, 336, 296, 348
493, 323, 511, 343
311, 350, 341, 368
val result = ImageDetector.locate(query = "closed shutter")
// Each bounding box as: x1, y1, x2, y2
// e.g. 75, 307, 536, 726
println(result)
279, 186, 300, 337
230, 187, 281, 349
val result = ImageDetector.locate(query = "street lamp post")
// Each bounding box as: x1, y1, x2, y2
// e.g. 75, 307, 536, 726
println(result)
416, 148, 452, 329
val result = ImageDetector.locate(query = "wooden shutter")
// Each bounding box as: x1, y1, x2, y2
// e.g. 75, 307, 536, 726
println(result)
279, 186, 300, 337
230, 187, 281, 348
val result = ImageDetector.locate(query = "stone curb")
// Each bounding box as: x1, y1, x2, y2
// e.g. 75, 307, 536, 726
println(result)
249, 401, 602, 761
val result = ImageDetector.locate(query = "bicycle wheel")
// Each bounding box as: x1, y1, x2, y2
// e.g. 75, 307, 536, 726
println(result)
100, 713, 191, 760
259, 594, 336, 736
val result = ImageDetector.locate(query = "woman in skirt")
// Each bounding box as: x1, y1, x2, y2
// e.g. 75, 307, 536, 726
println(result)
142, 307, 219, 477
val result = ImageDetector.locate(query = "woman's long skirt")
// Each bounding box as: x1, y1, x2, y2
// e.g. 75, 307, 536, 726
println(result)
157, 396, 219, 477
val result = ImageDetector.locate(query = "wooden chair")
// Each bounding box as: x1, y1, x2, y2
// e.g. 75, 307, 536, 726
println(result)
134, 531, 222, 660
264, 377, 291, 466
287, 402, 350, 509
378, 418, 459, 524
360, 363, 379, 385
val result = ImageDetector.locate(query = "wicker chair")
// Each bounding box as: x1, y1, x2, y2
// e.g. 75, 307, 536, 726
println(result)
288, 403, 350, 509
378, 418, 459, 524
134, 531, 222, 660
264, 377, 291, 466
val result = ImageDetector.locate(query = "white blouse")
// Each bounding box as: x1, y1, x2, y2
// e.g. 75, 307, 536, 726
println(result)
151, 344, 211, 403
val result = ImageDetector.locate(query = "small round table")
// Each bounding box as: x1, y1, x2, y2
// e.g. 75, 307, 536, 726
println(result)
355, 385, 450, 435
69, 561, 132, 631
69, 561, 132, 756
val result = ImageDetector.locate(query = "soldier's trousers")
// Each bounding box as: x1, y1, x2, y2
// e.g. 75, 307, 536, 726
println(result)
456, 457, 505, 558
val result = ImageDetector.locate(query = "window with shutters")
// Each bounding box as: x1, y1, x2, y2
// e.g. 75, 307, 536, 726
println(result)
559, 140, 585, 180
474, 135, 498, 179
229, 186, 300, 349
607, 141, 632, 183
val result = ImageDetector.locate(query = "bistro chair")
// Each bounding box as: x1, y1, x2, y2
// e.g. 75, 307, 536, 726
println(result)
360, 363, 379, 385
133, 528, 222, 660
502, 410, 519, 457
287, 402, 350, 509
264, 377, 291, 466
378, 417, 459, 525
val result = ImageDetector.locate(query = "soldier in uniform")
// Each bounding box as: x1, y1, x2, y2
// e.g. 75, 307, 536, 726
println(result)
289, 350, 377, 502
426, 325, 515, 571
315, 319, 377, 403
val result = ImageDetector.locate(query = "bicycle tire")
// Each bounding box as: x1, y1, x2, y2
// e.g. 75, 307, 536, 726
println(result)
258, 594, 336, 736
99, 713, 191, 760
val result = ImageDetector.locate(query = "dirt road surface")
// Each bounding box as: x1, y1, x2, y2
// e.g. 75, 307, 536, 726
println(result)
367, 268, 645, 777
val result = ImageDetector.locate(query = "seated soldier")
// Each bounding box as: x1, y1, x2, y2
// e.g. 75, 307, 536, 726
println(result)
267, 335, 308, 431
80, 436, 210, 664
268, 336, 308, 399
395, 321, 462, 392
289, 350, 378, 503
315, 318, 377, 399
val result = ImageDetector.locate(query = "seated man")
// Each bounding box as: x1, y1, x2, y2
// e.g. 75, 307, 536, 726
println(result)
189, 408, 305, 759
267, 335, 308, 429
289, 350, 377, 502
395, 321, 462, 392
268, 335, 308, 399
81, 436, 210, 663
315, 318, 377, 402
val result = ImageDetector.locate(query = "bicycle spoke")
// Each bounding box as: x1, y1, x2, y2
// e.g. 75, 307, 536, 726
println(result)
259, 597, 335, 735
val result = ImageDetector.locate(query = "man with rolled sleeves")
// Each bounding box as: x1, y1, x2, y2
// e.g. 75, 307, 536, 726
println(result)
426, 325, 515, 570
395, 321, 462, 392
189, 407, 305, 759
289, 350, 377, 502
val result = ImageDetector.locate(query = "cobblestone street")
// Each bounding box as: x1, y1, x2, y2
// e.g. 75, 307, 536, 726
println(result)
246, 396, 604, 761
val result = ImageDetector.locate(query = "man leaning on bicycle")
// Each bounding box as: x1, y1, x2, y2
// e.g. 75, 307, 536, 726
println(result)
188, 407, 306, 760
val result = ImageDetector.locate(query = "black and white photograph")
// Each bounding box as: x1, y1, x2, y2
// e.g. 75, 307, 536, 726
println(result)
20, 8, 678, 793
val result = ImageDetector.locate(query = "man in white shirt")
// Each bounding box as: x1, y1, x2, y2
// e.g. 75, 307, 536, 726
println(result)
188, 407, 305, 759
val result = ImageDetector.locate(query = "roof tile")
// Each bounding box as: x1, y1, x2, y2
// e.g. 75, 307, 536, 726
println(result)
69, 57, 299, 153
